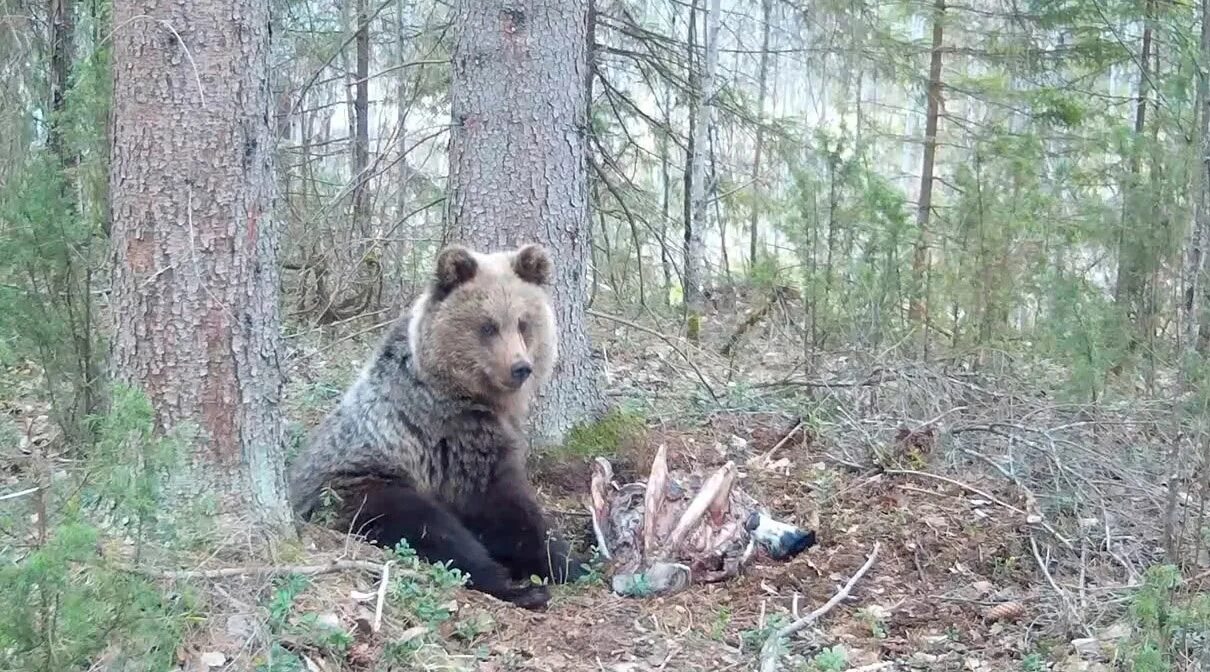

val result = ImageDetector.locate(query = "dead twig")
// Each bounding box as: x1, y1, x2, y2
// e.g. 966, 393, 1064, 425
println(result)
885, 468, 1073, 549
587, 309, 719, 400
116, 559, 415, 581
373, 560, 393, 632
750, 422, 804, 468
1029, 534, 1086, 634
0, 486, 39, 502
759, 542, 881, 672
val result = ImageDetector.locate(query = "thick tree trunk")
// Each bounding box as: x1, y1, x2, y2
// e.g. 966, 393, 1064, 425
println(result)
685, 0, 720, 343
109, 0, 292, 531
447, 0, 604, 447
909, 0, 944, 327
748, 0, 772, 269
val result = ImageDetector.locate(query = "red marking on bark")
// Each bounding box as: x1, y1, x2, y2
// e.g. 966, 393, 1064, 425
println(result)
200, 306, 238, 463
247, 209, 260, 246
126, 232, 155, 274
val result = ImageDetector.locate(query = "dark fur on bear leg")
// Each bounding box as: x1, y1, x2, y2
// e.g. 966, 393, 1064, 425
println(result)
348, 479, 550, 609
459, 476, 587, 585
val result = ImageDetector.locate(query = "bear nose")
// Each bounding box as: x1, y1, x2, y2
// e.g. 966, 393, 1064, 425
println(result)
510, 362, 533, 384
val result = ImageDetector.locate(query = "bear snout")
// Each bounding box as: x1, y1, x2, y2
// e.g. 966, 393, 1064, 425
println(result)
509, 361, 533, 386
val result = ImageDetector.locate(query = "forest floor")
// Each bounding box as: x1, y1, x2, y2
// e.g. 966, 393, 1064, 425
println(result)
4, 286, 1209, 671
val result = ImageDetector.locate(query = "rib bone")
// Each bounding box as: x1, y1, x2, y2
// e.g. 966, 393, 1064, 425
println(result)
666, 461, 736, 550
589, 458, 614, 559
641, 444, 669, 560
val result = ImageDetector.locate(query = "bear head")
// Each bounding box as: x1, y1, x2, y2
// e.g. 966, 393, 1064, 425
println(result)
407, 243, 558, 411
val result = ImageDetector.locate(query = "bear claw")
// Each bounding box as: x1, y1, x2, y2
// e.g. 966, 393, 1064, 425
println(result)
501, 584, 551, 610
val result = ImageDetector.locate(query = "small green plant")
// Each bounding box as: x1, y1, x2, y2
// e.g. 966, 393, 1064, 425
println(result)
256, 573, 358, 671
1121, 564, 1210, 672
857, 606, 888, 639
0, 385, 196, 672
810, 645, 848, 671
313, 485, 342, 526
740, 613, 788, 651
710, 606, 732, 641
1020, 652, 1046, 671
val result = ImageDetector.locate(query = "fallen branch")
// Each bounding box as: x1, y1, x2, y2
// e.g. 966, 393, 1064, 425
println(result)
117, 559, 414, 581
759, 542, 881, 672
0, 486, 39, 502
1029, 534, 1085, 633
721, 297, 774, 356
885, 468, 1073, 549
587, 309, 719, 400
749, 422, 804, 468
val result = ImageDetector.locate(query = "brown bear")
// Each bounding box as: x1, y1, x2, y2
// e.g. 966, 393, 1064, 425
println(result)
287, 243, 584, 609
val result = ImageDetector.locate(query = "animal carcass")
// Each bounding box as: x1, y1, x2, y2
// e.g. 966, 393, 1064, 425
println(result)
587, 445, 816, 597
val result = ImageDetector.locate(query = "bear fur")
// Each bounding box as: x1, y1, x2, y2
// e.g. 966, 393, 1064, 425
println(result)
288, 243, 584, 609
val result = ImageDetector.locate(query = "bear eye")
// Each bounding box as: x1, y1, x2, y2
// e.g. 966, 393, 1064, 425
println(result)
479, 321, 499, 338
517, 319, 529, 335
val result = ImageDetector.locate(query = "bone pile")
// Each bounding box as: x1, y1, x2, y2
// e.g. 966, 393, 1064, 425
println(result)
587, 445, 816, 597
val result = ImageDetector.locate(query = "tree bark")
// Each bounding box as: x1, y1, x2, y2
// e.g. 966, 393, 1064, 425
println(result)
48, 0, 76, 161
748, 0, 772, 269
1115, 0, 1153, 345
353, 0, 371, 238
447, 0, 604, 447
109, 0, 292, 531
1192, 0, 1210, 353
909, 0, 944, 328
685, 0, 720, 342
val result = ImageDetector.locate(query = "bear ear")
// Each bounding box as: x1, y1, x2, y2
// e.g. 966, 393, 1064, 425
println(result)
513, 244, 552, 286
433, 245, 478, 296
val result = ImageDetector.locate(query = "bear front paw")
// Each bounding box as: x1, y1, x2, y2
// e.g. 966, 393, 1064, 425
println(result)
499, 583, 551, 610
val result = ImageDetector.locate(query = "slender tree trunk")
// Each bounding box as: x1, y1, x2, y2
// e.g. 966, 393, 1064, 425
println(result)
1115, 0, 1153, 343
1193, 0, 1210, 353
909, 0, 945, 330
109, 0, 292, 531
748, 0, 772, 269
686, 0, 720, 343
447, 0, 604, 446
682, 0, 697, 319
48, 0, 75, 161
47, 0, 102, 439
659, 78, 674, 305
353, 0, 371, 239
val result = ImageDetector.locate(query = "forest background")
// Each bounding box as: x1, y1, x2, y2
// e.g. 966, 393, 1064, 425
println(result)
1, 0, 1209, 670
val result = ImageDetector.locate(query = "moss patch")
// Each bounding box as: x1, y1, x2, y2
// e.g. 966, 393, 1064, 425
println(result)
559, 407, 647, 459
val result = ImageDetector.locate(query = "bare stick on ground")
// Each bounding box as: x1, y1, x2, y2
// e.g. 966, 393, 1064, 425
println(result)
117, 559, 414, 581
373, 560, 393, 632
759, 542, 881, 672
885, 468, 1073, 548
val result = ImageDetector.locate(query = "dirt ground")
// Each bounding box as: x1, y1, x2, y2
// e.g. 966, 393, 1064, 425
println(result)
245, 293, 1205, 672
6, 291, 1207, 671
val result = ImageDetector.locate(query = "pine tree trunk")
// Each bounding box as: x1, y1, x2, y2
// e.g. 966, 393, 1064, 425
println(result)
1115, 0, 1153, 347
109, 0, 292, 531
1192, 0, 1210, 353
48, 0, 75, 161
909, 0, 945, 328
685, 0, 720, 343
352, 0, 371, 239
748, 0, 772, 269
447, 0, 604, 447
